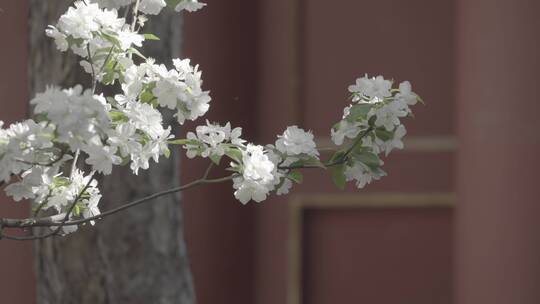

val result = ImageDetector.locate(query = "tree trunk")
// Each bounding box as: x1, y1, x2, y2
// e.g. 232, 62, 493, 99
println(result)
29, 2, 195, 303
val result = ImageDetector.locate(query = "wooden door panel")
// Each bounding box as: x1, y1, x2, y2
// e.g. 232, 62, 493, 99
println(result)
303, 207, 452, 304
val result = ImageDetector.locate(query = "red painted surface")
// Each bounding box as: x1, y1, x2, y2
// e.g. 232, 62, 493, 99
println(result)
304, 208, 452, 304
455, 0, 540, 303
5, 1, 539, 304
0, 1, 35, 304
254, 1, 455, 304
181, 1, 260, 304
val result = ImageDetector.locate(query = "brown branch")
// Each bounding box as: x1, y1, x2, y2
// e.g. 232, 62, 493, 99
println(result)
0, 173, 96, 241
0, 173, 235, 241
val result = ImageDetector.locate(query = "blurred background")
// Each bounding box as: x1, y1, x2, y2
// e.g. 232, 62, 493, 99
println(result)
1, 0, 539, 304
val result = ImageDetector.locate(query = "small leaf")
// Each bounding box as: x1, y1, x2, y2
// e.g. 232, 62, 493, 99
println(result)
346, 104, 373, 122
168, 139, 199, 145
353, 151, 381, 171
140, 90, 155, 103
143, 33, 160, 41
288, 171, 303, 184
73, 204, 81, 217
163, 147, 171, 158
99, 31, 121, 48
109, 110, 128, 123
303, 156, 327, 169
375, 128, 393, 141
368, 115, 377, 127
129, 47, 147, 59
209, 154, 222, 165
332, 164, 347, 190
225, 148, 243, 163
328, 150, 346, 165
166, 0, 182, 8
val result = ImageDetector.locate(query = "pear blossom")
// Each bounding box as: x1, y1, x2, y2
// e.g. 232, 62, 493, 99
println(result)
139, 0, 167, 15
344, 162, 386, 189
46, 1, 144, 82
4, 167, 55, 202
0, 0, 422, 236
83, 139, 122, 175
183, 121, 244, 159
276, 126, 319, 157
348, 75, 392, 100
175, 0, 206, 12
331, 120, 363, 146
373, 102, 405, 131
232, 144, 276, 204
90, 0, 134, 9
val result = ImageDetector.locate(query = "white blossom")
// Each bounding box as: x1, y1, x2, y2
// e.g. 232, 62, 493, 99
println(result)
331, 120, 363, 146
83, 138, 122, 175
139, 0, 167, 15
46, 170, 99, 213
348, 75, 392, 100
380, 124, 406, 156
276, 126, 319, 157
47, 1, 144, 82
90, 0, 134, 10
233, 144, 275, 204
31, 86, 111, 150
150, 59, 211, 124
183, 121, 244, 159
373, 102, 406, 131
276, 178, 292, 195
344, 162, 386, 189
175, 0, 206, 12
4, 167, 54, 202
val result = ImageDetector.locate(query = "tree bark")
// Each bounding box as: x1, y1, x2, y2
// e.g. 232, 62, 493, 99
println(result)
29, 2, 195, 303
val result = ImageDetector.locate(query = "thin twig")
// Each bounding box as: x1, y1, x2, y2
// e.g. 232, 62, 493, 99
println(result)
203, 162, 214, 179
0, 174, 235, 240
14, 151, 67, 167
87, 45, 97, 93
1, 172, 96, 241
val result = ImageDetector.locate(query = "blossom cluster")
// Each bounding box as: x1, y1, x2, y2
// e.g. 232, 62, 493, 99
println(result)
91, 0, 206, 14
117, 58, 211, 125
180, 122, 320, 204
0, 0, 420, 235
330, 75, 420, 189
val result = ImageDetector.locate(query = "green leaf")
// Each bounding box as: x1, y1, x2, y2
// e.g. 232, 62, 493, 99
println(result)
163, 147, 171, 159
109, 110, 128, 123
129, 47, 147, 60
73, 204, 81, 217
368, 115, 377, 127
288, 171, 304, 184
225, 148, 243, 163
168, 139, 199, 145
140, 90, 155, 103
416, 94, 425, 105
332, 164, 347, 190
303, 156, 327, 169
165, 0, 182, 8
328, 150, 346, 165
143, 33, 160, 41
209, 154, 222, 165
99, 31, 121, 48
375, 128, 393, 141
353, 151, 381, 171
346, 104, 373, 122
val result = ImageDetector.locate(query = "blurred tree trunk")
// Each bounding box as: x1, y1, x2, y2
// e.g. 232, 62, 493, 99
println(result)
29, 2, 195, 303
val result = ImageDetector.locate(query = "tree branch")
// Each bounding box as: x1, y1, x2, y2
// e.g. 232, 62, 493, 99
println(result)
0, 174, 235, 241
0, 173, 96, 241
